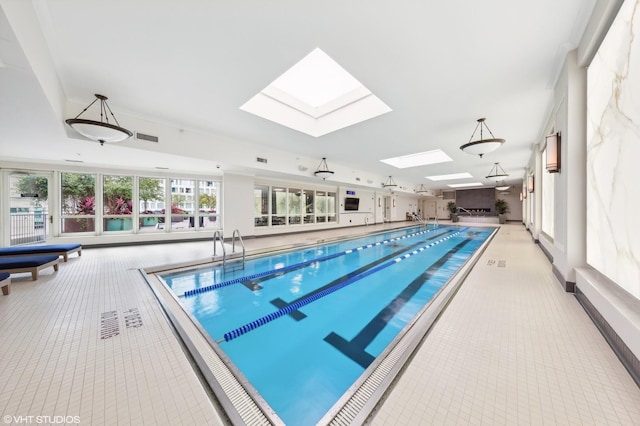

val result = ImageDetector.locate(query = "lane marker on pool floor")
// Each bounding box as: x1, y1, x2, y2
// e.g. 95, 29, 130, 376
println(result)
220, 230, 466, 342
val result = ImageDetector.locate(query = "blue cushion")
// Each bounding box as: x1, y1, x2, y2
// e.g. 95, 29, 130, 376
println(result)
0, 272, 10, 281
0, 255, 59, 268
0, 244, 81, 256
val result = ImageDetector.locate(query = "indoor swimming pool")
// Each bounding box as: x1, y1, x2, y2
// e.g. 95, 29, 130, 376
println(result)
157, 225, 496, 425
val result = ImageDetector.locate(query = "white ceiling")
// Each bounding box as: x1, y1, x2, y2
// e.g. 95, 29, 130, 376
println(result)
0, 0, 596, 192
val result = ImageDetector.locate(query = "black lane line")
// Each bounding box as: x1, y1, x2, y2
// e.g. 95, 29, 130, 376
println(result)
269, 230, 455, 320
241, 232, 449, 292
324, 237, 473, 369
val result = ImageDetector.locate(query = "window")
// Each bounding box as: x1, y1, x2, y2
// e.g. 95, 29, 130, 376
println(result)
198, 180, 220, 230
170, 179, 193, 231
61, 172, 96, 233
304, 189, 315, 223
288, 188, 301, 224
272, 187, 287, 226
103, 175, 133, 232
327, 192, 337, 222
139, 177, 165, 233
254, 185, 269, 227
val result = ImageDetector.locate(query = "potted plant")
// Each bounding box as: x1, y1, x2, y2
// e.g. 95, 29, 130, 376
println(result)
447, 201, 459, 222
64, 196, 96, 232
495, 198, 509, 224
105, 197, 134, 231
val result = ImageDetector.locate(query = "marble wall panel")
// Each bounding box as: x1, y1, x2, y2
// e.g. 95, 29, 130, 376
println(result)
586, 0, 640, 298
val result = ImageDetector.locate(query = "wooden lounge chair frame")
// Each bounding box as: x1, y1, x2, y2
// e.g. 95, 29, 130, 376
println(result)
0, 256, 60, 281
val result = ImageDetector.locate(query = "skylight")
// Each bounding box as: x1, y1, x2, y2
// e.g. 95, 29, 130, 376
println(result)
380, 150, 453, 169
426, 172, 473, 181
270, 49, 362, 108
240, 48, 391, 137
448, 182, 483, 188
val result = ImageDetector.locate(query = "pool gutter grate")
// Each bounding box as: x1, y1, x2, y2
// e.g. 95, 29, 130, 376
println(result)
100, 310, 120, 339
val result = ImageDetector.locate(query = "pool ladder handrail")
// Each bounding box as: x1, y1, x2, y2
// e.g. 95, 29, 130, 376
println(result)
231, 229, 246, 270
213, 229, 245, 269
412, 212, 428, 231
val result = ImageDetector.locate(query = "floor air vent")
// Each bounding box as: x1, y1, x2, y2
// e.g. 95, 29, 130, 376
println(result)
136, 132, 159, 142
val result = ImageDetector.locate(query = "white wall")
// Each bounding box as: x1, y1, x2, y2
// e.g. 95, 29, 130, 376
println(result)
222, 173, 254, 238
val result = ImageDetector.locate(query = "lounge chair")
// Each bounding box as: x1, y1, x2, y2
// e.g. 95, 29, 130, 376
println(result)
0, 255, 60, 281
0, 272, 10, 295
0, 243, 82, 262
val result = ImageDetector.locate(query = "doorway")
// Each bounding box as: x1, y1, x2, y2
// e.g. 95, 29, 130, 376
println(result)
8, 172, 51, 245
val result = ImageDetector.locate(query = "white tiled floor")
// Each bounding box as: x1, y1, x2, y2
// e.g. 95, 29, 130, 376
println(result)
1, 223, 639, 425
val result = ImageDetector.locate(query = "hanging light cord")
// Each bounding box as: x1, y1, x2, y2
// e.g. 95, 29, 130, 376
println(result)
71, 94, 122, 127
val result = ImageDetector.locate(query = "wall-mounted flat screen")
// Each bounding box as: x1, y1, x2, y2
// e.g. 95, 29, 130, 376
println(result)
344, 197, 360, 211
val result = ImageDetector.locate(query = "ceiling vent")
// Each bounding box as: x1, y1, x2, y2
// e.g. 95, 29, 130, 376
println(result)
135, 132, 159, 142
442, 191, 456, 200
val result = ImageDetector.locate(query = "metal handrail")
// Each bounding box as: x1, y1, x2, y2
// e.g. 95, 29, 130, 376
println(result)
213, 230, 225, 263
231, 229, 246, 269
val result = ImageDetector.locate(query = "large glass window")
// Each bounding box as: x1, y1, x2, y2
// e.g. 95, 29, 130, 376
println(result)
327, 191, 337, 222
103, 175, 133, 232
169, 179, 193, 230
61, 172, 96, 233
304, 189, 315, 224
198, 180, 221, 230
272, 187, 287, 226
254, 185, 269, 227
139, 177, 165, 233
316, 191, 327, 222
288, 188, 302, 224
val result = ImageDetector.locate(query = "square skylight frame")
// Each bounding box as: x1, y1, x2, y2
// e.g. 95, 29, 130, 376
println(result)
240, 48, 391, 137
426, 172, 473, 181
448, 182, 483, 188
380, 149, 453, 169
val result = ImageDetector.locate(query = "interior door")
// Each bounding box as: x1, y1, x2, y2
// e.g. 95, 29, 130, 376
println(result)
8, 172, 51, 245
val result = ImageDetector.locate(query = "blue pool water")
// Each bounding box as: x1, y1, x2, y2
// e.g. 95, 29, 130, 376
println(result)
160, 225, 495, 425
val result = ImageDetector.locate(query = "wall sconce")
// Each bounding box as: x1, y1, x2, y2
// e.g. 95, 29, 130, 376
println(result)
527, 175, 535, 193
545, 132, 561, 173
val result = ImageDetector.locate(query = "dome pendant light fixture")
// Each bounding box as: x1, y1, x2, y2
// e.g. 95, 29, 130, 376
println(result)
495, 180, 511, 191
415, 184, 429, 193
460, 117, 505, 158
65, 94, 133, 146
314, 157, 335, 179
486, 162, 509, 179
382, 176, 398, 188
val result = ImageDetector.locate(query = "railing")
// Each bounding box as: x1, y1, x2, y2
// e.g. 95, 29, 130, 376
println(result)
213, 230, 225, 260
10, 212, 48, 246
213, 229, 245, 270
411, 212, 428, 231
231, 229, 246, 269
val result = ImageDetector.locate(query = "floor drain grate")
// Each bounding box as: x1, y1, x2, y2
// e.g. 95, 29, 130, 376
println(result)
100, 311, 120, 339
124, 308, 143, 328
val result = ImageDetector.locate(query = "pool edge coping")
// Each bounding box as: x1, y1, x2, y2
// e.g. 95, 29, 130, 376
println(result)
141, 224, 500, 425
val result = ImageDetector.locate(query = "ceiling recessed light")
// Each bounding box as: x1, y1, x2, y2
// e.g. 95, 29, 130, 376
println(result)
448, 182, 483, 188
426, 172, 473, 181
380, 149, 453, 169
